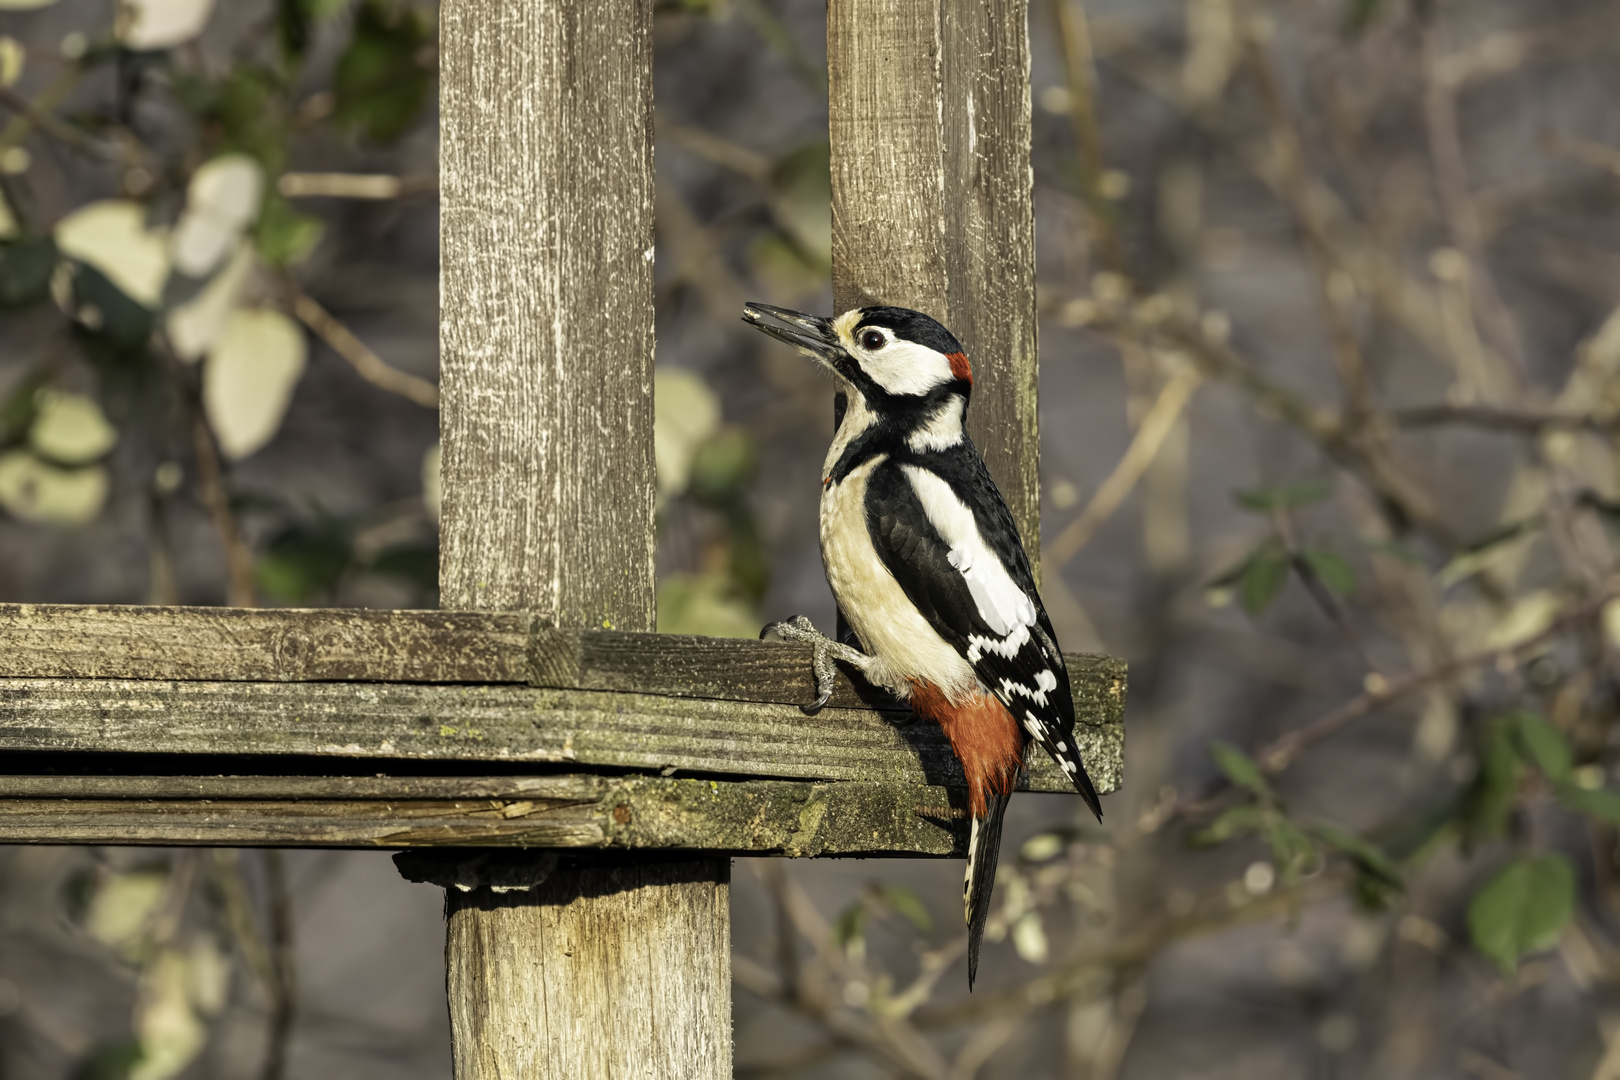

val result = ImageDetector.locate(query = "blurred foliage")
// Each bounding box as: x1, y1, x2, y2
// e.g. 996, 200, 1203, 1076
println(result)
5, 0, 1620, 1076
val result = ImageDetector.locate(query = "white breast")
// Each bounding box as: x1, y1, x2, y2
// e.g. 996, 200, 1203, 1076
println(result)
819, 454, 978, 703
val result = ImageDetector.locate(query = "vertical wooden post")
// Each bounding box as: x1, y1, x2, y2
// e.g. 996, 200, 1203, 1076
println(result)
437, 0, 731, 1075
829, 0, 1041, 557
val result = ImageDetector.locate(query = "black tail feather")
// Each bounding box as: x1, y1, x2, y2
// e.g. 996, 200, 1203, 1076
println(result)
965, 792, 1012, 991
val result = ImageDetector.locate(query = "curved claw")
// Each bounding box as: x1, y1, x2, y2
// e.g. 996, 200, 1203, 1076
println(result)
800, 687, 832, 716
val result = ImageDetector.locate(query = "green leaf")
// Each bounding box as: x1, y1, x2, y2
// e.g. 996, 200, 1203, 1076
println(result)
1555, 784, 1620, 827
1209, 742, 1273, 798
255, 521, 352, 603
688, 427, 756, 503
1467, 855, 1575, 973
873, 883, 932, 933
1188, 805, 1264, 846
332, 0, 436, 142
274, 0, 343, 66
1301, 548, 1355, 597
1462, 714, 1523, 842
69, 263, 157, 351
1240, 544, 1290, 615
832, 901, 866, 956
1311, 822, 1402, 888
1234, 478, 1332, 513
71, 1038, 145, 1080
1344, 0, 1385, 32
0, 235, 57, 307
253, 194, 323, 267
1512, 712, 1572, 784
368, 541, 438, 598
1265, 819, 1318, 883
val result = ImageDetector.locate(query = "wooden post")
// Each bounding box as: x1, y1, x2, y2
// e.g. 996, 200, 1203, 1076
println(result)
829, 0, 1041, 556
437, 0, 731, 1075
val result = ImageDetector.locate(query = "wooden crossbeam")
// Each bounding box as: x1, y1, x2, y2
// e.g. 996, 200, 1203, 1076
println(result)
0, 604, 1125, 852
0, 604, 1125, 796
0, 775, 971, 855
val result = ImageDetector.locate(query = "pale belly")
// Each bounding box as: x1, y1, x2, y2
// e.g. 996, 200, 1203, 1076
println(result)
819, 455, 978, 702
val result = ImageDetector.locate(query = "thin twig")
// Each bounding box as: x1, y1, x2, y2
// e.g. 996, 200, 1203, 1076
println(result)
1417, 1, 1525, 378
1243, 16, 1373, 421
260, 850, 296, 1080
189, 408, 256, 608
278, 172, 436, 199
1391, 404, 1620, 435
1256, 590, 1615, 772
289, 292, 440, 409
1051, 0, 1128, 274
1046, 365, 1201, 568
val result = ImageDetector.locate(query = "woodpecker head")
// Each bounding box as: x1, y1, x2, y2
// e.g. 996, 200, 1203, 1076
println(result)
743, 302, 973, 405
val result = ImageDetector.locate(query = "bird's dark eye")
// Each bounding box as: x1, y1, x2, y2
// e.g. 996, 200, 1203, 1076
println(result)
861, 330, 885, 350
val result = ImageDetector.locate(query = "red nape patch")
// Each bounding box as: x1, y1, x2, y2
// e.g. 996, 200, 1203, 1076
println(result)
946, 351, 973, 384
909, 680, 1025, 817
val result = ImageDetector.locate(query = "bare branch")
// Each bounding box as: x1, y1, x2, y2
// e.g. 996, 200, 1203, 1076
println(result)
289, 292, 440, 409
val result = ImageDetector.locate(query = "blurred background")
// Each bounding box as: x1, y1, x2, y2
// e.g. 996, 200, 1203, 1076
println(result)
2, 0, 1619, 1076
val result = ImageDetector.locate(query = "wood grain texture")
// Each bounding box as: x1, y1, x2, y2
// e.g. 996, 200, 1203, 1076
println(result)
940, 0, 1041, 566
828, 0, 1040, 558
0, 775, 970, 855
437, 1, 725, 1071
0, 605, 529, 683
445, 860, 731, 1079
0, 672, 1125, 794
438, 0, 656, 626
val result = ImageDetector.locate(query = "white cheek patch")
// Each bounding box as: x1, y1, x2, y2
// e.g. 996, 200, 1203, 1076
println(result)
862, 339, 955, 396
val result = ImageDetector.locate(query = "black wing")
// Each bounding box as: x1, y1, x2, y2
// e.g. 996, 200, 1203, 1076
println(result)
864, 450, 1101, 818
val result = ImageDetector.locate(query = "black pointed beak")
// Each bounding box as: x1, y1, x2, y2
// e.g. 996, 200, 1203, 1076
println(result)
742, 302, 844, 362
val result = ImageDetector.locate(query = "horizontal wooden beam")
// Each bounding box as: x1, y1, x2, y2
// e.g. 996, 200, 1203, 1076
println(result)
0, 774, 972, 855
0, 604, 1126, 794
0, 677, 1120, 795
0, 605, 529, 683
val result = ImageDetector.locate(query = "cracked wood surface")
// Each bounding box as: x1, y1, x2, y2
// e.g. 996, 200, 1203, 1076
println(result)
0, 605, 1126, 796
0, 672, 1123, 795
0, 774, 970, 855
830, 0, 1041, 565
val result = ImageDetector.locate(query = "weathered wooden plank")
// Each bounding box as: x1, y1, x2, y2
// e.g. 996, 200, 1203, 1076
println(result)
0, 611, 1124, 749
439, 0, 656, 627
940, 0, 1041, 567
0, 775, 969, 855
0, 604, 529, 683
445, 861, 729, 1080
829, 0, 1041, 557
0, 675, 1125, 795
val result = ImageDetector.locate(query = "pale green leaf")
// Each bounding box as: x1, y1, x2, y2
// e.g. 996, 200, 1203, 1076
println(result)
203, 307, 307, 460
1210, 741, 1273, 798
54, 201, 170, 309
1467, 855, 1575, 973
117, 0, 216, 51
29, 390, 116, 465
0, 450, 108, 526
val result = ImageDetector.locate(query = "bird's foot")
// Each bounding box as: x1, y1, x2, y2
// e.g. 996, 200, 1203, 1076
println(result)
760, 615, 872, 714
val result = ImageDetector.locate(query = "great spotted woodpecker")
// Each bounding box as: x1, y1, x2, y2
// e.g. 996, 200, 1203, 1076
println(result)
743, 301, 1103, 989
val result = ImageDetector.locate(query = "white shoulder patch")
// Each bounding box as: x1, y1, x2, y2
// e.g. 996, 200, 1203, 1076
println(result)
902, 465, 1038, 638
906, 395, 966, 453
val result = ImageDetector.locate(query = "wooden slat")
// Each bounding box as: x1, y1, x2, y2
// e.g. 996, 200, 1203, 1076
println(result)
0, 775, 969, 855
0, 605, 528, 683
0, 606, 1122, 730
829, 0, 1041, 559
0, 676, 1125, 795
439, 0, 656, 628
